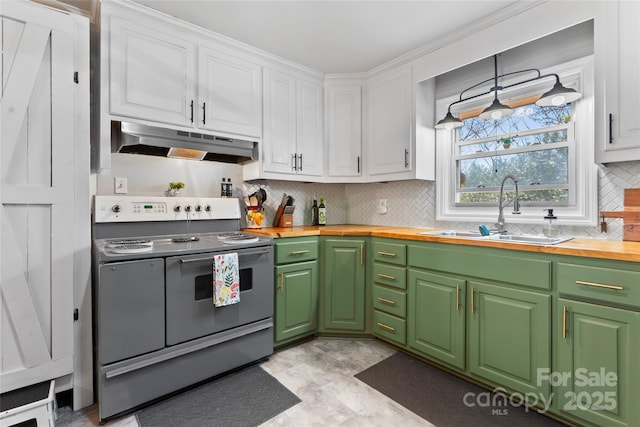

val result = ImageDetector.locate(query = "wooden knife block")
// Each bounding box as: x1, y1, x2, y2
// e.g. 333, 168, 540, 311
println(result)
273, 205, 295, 228
278, 214, 293, 227
601, 188, 640, 241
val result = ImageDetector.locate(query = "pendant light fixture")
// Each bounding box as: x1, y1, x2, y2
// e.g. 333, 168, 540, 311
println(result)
435, 54, 582, 130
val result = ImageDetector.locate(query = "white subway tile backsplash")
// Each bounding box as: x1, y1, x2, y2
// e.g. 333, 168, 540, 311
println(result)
246, 160, 639, 240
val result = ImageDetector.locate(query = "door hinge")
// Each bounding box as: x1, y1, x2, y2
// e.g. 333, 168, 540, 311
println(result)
74, 71, 79, 84
73, 308, 79, 322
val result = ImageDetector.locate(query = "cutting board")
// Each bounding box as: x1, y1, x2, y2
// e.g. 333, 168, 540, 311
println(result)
601, 189, 640, 241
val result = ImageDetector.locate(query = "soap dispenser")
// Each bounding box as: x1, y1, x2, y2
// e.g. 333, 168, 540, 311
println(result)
543, 209, 558, 237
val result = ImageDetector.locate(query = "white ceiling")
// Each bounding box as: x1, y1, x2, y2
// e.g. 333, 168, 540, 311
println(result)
129, 0, 522, 74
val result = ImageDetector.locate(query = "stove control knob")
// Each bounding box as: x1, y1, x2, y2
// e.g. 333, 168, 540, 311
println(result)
185, 205, 192, 212
195, 205, 202, 212
174, 205, 182, 213
112, 204, 121, 213
205, 205, 212, 212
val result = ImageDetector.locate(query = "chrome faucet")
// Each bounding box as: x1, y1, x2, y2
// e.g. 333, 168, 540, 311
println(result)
495, 174, 521, 234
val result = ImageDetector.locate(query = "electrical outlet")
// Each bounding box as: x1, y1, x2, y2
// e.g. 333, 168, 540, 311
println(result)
377, 199, 388, 214
114, 177, 128, 194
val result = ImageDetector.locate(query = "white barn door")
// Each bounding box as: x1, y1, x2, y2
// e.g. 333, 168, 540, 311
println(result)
1, 1, 76, 392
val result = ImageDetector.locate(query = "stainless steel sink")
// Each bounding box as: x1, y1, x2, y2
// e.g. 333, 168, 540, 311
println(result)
484, 234, 573, 245
416, 230, 483, 238
417, 230, 572, 245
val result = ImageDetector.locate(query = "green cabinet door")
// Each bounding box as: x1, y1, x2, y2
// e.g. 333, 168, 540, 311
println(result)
408, 269, 466, 370
556, 298, 640, 427
468, 281, 551, 399
274, 260, 318, 343
322, 239, 365, 331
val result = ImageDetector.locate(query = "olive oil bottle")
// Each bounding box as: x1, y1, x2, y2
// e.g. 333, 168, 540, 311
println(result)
318, 198, 326, 226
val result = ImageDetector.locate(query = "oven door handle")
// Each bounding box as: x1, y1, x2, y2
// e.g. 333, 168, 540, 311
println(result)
179, 247, 271, 264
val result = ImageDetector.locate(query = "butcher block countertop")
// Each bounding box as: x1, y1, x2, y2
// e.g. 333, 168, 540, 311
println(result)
245, 225, 640, 263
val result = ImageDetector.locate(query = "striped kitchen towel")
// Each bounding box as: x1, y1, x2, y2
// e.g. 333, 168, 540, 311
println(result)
214, 252, 240, 307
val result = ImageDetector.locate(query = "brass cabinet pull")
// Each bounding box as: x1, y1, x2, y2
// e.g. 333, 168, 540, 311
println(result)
290, 250, 310, 255
471, 288, 475, 314
377, 322, 396, 333
279, 272, 284, 292
377, 273, 396, 280
562, 305, 568, 339
456, 285, 460, 311
576, 280, 624, 291
377, 251, 396, 257
377, 297, 396, 306
360, 244, 364, 265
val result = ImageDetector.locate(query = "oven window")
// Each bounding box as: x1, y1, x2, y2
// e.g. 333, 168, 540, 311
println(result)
194, 268, 254, 301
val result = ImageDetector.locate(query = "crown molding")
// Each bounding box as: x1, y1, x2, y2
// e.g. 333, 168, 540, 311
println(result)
366, 0, 547, 78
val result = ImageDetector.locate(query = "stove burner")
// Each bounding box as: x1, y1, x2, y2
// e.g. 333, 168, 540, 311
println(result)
106, 239, 152, 246
108, 244, 154, 254
171, 236, 201, 243
218, 233, 260, 245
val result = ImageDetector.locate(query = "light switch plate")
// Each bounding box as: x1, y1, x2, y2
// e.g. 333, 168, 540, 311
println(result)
114, 177, 127, 194
377, 199, 388, 214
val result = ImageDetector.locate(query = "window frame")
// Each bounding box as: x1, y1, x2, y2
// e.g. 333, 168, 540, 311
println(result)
435, 56, 597, 226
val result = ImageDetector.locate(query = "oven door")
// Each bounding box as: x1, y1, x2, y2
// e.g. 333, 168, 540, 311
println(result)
165, 245, 273, 346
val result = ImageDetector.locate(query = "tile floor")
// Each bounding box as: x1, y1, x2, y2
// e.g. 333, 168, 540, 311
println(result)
56, 338, 432, 426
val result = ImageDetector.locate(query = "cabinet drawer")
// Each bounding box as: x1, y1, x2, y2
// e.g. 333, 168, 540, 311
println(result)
408, 244, 551, 290
373, 263, 406, 290
557, 263, 640, 309
373, 310, 406, 345
373, 240, 406, 266
275, 239, 318, 264
373, 285, 406, 318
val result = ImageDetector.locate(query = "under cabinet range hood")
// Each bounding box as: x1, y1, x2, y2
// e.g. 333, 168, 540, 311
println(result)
112, 121, 255, 163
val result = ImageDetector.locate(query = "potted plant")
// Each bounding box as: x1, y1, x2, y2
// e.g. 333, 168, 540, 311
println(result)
167, 181, 185, 196
500, 137, 512, 149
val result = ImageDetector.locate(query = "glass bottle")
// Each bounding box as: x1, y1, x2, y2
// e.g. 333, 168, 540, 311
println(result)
543, 209, 558, 237
311, 196, 319, 225
318, 198, 326, 226
226, 178, 233, 197
220, 178, 227, 197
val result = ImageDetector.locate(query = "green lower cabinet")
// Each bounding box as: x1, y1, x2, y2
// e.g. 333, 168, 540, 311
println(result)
468, 280, 551, 400
556, 298, 640, 427
321, 239, 365, 331
373, 310, 406, 345
274, 260, 318, 343
407, 269, 466, 370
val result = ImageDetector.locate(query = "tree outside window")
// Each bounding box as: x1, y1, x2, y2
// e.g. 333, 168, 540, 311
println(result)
455, 102, 573, 206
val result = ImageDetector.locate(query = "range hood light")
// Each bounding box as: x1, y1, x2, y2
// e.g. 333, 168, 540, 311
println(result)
167, 147, 207, 160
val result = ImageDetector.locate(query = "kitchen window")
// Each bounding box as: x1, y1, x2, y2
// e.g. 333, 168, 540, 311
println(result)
456, 102, 573, 206
435, 57, 597, 226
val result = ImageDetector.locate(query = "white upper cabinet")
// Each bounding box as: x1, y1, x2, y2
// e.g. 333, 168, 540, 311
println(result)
198, 47, 262, 138
296, 79, 324, 177
595, 0, 640, 163
366, 65, 414, 179
105, 6, 262, 141
109, 16, 196, 127
256, 68, 324, 180
262, 68, 298, 174
325, 84, 363, 179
